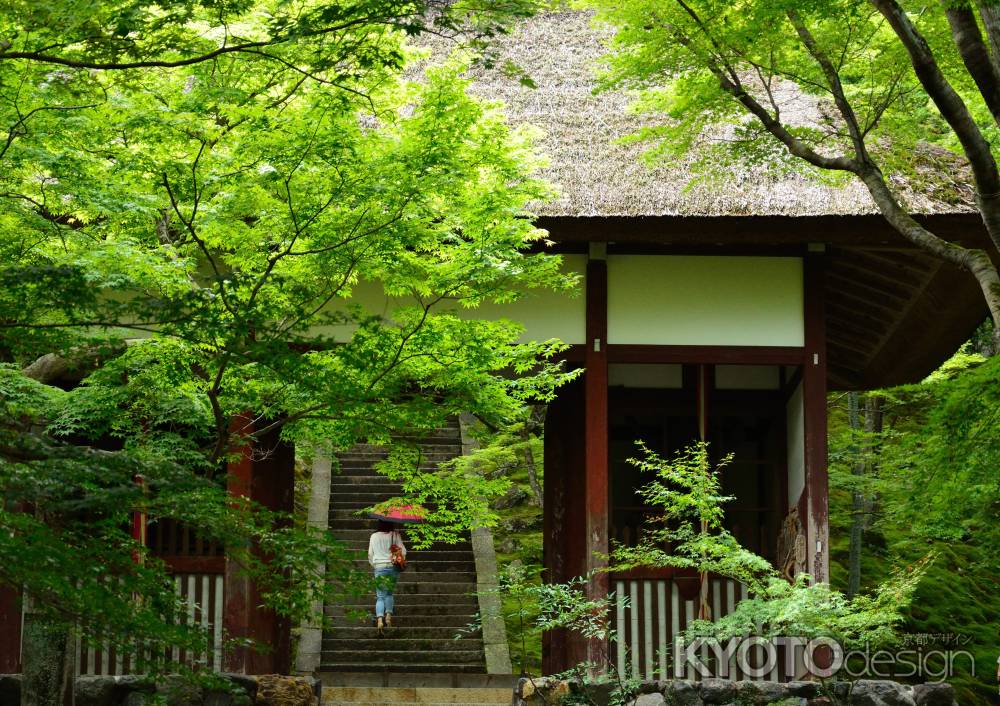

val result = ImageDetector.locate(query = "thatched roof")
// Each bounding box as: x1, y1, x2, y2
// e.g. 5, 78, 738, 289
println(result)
430, 11, 974, 218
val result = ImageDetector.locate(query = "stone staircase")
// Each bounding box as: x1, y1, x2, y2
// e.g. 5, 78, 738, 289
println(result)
321, 686, 511, 706
322, 418, 487, 674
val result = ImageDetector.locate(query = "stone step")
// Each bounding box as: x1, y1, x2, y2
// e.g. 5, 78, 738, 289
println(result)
330, 492, 440, 510
321, 686, 510, 705
329, 484, 405, 496
336, 581, 476, 600
333, 466, 451, 475
320, 650, 485, 665
323, 638, 483, 652
320, 674, 518, 689
345, 558, 475, 571
327, 618, 475, 631
325, 701, 500, 705
320, 662, 484, 674
324, 612, 479, 628
369, 562, 476, 573
334, 531, 471, 546
330, 475, 407, 486
347, 442, 463, 453
335, 548, 473, 560
329, 594, 477, 609
326, 600, 478, 615
325, 626, 480, 640
336, 551, 475, 563
333, 571, 476, 584
330, 516, 405, 524
375, 566, 478, 577
336, 452, 459, 464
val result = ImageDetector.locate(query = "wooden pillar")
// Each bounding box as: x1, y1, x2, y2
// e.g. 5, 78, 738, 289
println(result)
542, 378, 586, 674
802, 249, 829, 584
0, 585, 21, 672
584, 249, 609, 665
223, 414, 295, 674
223, 414, 255, 674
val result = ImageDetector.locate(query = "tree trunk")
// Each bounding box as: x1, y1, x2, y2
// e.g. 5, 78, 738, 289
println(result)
847, 392, 864, 599
847, 393, 884, 599
862, 395, 883, 533
976, 0, 1000, 79
20, 601, 73, 706
521, 426, 544, 509
293, 444, 333, 675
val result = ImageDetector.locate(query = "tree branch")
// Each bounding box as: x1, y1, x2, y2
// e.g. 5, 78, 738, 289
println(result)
786, 10, 869, 160
943, 0, 1000, 124
869, 0, 1000, 249
667, 2, 857, 171
0, 15, 398, 71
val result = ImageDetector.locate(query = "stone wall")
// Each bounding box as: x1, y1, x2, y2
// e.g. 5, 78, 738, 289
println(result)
514, 677, 958, 706
0, 673, 320, 706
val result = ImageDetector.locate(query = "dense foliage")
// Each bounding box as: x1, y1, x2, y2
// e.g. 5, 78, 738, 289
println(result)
827, 351, 1000, 705
0, 0, 577, 691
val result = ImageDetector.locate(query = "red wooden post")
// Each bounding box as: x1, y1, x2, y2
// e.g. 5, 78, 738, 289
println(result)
803, 249, 829, 584
222, 413, 295, 674
223, 413, 255, 674
584, 253, 609, 666
542, 378, 587, 674
0, 585, 21, 672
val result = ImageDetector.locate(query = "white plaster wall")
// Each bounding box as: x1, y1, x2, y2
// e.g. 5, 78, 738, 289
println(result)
786, 379, 806, 508
452, 254, 587, 344
317, 254, 587, 345
606, 255, 804, 346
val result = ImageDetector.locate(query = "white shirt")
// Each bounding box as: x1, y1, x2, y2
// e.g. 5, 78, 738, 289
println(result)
368, 530, 406, 568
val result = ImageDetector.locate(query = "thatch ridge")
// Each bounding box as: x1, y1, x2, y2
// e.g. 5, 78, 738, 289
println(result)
419, 11, 975, 218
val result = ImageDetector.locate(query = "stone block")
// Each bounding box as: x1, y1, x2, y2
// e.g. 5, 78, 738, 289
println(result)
257, 674, 319, 706
156, 676, 203, 706
660, 679, 701, 706
123, 693, 149, 706
76, 676, 117, 706
735, 680, 789, 704
699, 678, 735, 704
807, 698, 834, 706
911, 683, 954, 706
635, 693, 666, 706
848, 680, 915, 706
787, 682, 820, 699
516, 677, 570, 706
220, 673, 259, 703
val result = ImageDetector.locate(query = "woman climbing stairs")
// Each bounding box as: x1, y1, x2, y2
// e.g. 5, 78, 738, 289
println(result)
321, 418, 488, 673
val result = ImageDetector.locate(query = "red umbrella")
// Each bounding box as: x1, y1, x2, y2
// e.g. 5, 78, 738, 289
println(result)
367, 502, 427, 524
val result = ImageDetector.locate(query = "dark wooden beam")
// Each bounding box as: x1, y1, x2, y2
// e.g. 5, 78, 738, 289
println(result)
536, 213, 994, 249
825, 271, 911, 307
162, 555, 226, 574
862, 263, 987, 388
606, 345, 806, 365
802, 253, 829, 583
584, 256, 609, 666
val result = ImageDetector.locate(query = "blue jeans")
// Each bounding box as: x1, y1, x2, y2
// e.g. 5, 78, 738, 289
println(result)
374, 566, 399, 618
